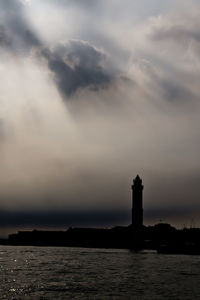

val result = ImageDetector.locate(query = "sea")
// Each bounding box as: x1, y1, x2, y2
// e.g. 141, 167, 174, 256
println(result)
0, 246, 199, 300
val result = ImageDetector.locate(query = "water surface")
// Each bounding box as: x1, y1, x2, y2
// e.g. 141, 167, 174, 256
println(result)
0, 246, 199, 299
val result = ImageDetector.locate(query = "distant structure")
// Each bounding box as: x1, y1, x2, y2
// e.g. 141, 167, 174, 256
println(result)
132, 175, 143, 228
6, 174, 200, 254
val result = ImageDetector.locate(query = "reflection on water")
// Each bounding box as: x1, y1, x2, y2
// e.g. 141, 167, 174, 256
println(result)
0, 246, 199, 299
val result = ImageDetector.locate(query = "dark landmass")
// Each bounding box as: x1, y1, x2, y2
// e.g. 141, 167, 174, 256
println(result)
0, 223, 199, 255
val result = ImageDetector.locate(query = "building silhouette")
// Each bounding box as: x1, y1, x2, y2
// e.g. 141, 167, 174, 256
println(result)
3, 174, 200, 254
132, 175, 143, 228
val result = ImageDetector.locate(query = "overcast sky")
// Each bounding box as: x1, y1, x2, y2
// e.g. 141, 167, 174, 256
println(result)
0, 0, 200, 233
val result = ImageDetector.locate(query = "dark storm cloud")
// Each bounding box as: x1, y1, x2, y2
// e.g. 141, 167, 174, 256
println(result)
0, 0, 40, 53
144, 206, 197, 220
0, 209, 129, 228
0, 0, 113, 98
43, 40, 112, 97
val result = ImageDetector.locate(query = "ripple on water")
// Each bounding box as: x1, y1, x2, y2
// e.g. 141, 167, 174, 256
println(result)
0, 246, 200, 299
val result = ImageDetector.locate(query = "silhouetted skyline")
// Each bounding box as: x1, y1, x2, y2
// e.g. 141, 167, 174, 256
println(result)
1, 176, 199, 255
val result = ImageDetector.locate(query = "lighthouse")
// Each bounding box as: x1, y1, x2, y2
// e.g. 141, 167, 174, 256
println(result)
132, 175, 143, 228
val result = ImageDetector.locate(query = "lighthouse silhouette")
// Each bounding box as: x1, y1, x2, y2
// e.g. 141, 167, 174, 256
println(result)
132, 175, 143, 228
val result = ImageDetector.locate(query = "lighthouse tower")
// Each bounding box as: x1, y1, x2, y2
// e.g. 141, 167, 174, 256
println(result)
132, 175, 143, 228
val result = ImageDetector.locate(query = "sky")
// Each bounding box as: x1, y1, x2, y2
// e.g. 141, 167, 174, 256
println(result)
0, 0, 200, 235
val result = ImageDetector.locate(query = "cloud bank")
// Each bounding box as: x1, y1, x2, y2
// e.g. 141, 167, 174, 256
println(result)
0, 0, 200, 230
